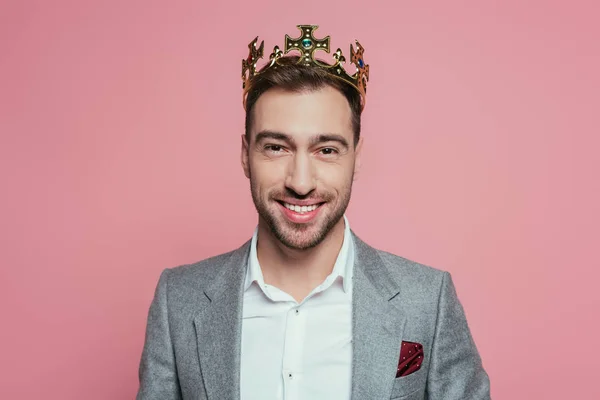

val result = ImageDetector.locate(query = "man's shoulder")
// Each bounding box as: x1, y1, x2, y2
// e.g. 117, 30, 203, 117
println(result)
375, 248, 447, 280
354, 234, 448, 295
165, 240, 251, 285
369, 246, 449, 303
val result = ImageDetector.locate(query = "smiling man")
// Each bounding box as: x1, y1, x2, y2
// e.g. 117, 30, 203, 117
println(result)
137, 25, 491, 400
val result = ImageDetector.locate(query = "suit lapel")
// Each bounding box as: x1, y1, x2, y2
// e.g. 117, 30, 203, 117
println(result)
193, 241, 250, 400
351, 234, 406, 400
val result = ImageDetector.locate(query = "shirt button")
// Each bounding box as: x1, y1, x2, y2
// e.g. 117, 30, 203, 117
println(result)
295, 309, 300, 315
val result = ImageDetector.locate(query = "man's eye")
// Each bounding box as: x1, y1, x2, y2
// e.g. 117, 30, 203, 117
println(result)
320, 148, 338, 155
265, 145, 283, 152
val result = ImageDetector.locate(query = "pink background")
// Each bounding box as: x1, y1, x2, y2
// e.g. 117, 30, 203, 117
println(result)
1, 0, 599, 398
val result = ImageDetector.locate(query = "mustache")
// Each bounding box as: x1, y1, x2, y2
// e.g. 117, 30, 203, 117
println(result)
269, 188, 334, 202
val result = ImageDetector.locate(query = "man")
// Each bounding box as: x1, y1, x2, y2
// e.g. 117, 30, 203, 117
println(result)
137, 25, 490, 400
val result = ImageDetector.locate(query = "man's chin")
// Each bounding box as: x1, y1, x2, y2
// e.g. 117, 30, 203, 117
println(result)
271, 221, 326, 250
277, 234, 324, 251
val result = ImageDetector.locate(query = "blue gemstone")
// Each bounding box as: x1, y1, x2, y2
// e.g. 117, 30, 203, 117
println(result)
302, 38, 312, 48
358, 58, 364, 68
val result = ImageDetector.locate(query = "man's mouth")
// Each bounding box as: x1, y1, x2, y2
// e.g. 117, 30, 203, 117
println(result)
274, 200, 324, 223
275, 200, 325, 216
281, 202, 322, 214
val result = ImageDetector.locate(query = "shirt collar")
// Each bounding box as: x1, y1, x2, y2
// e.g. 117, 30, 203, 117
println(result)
244, 215, 354, 293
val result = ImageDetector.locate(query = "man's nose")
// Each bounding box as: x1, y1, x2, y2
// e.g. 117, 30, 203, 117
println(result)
285, 153, 316, 196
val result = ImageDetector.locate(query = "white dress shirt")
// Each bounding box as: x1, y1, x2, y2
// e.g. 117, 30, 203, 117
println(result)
240, 216, 355, 400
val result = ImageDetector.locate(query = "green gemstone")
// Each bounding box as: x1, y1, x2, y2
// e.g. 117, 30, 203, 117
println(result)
302, 38, 312, 48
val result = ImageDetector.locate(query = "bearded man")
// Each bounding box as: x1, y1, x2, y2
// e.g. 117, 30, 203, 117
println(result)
137, 25, 491, 400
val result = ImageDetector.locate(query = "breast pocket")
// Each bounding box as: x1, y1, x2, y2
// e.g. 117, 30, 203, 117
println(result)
390, 369, 426, 399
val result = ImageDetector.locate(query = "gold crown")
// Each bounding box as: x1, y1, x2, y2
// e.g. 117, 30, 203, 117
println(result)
241, 25, 369, 110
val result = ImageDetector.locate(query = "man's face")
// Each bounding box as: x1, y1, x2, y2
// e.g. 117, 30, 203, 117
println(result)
242, 86, 362, 250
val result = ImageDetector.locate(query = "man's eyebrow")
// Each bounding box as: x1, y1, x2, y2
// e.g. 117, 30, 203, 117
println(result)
254, 131, 295, 144
309, 134, 350, 149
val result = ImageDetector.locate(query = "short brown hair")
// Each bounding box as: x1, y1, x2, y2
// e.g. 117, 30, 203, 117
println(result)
244, 56, 362, 146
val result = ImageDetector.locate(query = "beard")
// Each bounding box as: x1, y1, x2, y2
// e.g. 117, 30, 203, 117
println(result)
249, 173, 353, 250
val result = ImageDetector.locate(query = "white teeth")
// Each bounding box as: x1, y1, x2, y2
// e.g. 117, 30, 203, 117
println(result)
284, 203, 319, 214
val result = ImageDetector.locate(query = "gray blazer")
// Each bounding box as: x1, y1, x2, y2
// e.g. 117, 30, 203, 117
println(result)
137, 233, 490, 400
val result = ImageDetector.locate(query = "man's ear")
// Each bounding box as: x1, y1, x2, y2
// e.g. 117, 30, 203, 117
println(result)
241, 134, 250, 179
353, 136, 364, 181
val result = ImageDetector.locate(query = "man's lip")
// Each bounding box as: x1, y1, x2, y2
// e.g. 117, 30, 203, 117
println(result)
276, 199, 325, 207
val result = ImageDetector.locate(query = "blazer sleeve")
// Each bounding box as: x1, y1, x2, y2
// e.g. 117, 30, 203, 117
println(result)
426, 272, 491, 399
137, 269, 182, 400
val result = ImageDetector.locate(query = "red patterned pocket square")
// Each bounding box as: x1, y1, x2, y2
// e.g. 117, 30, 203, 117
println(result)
396, 341, 424, 378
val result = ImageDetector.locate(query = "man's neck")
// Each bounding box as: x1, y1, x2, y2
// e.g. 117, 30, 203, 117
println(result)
256, 217, 346, 302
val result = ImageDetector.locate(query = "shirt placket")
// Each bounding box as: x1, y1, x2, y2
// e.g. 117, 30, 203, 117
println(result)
281, 303, 306, 400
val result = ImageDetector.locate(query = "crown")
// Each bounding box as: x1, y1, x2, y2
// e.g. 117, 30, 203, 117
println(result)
241, 25, 369, 110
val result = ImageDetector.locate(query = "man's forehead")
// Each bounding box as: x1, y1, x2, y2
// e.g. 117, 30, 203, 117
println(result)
251, 87, 353, 139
